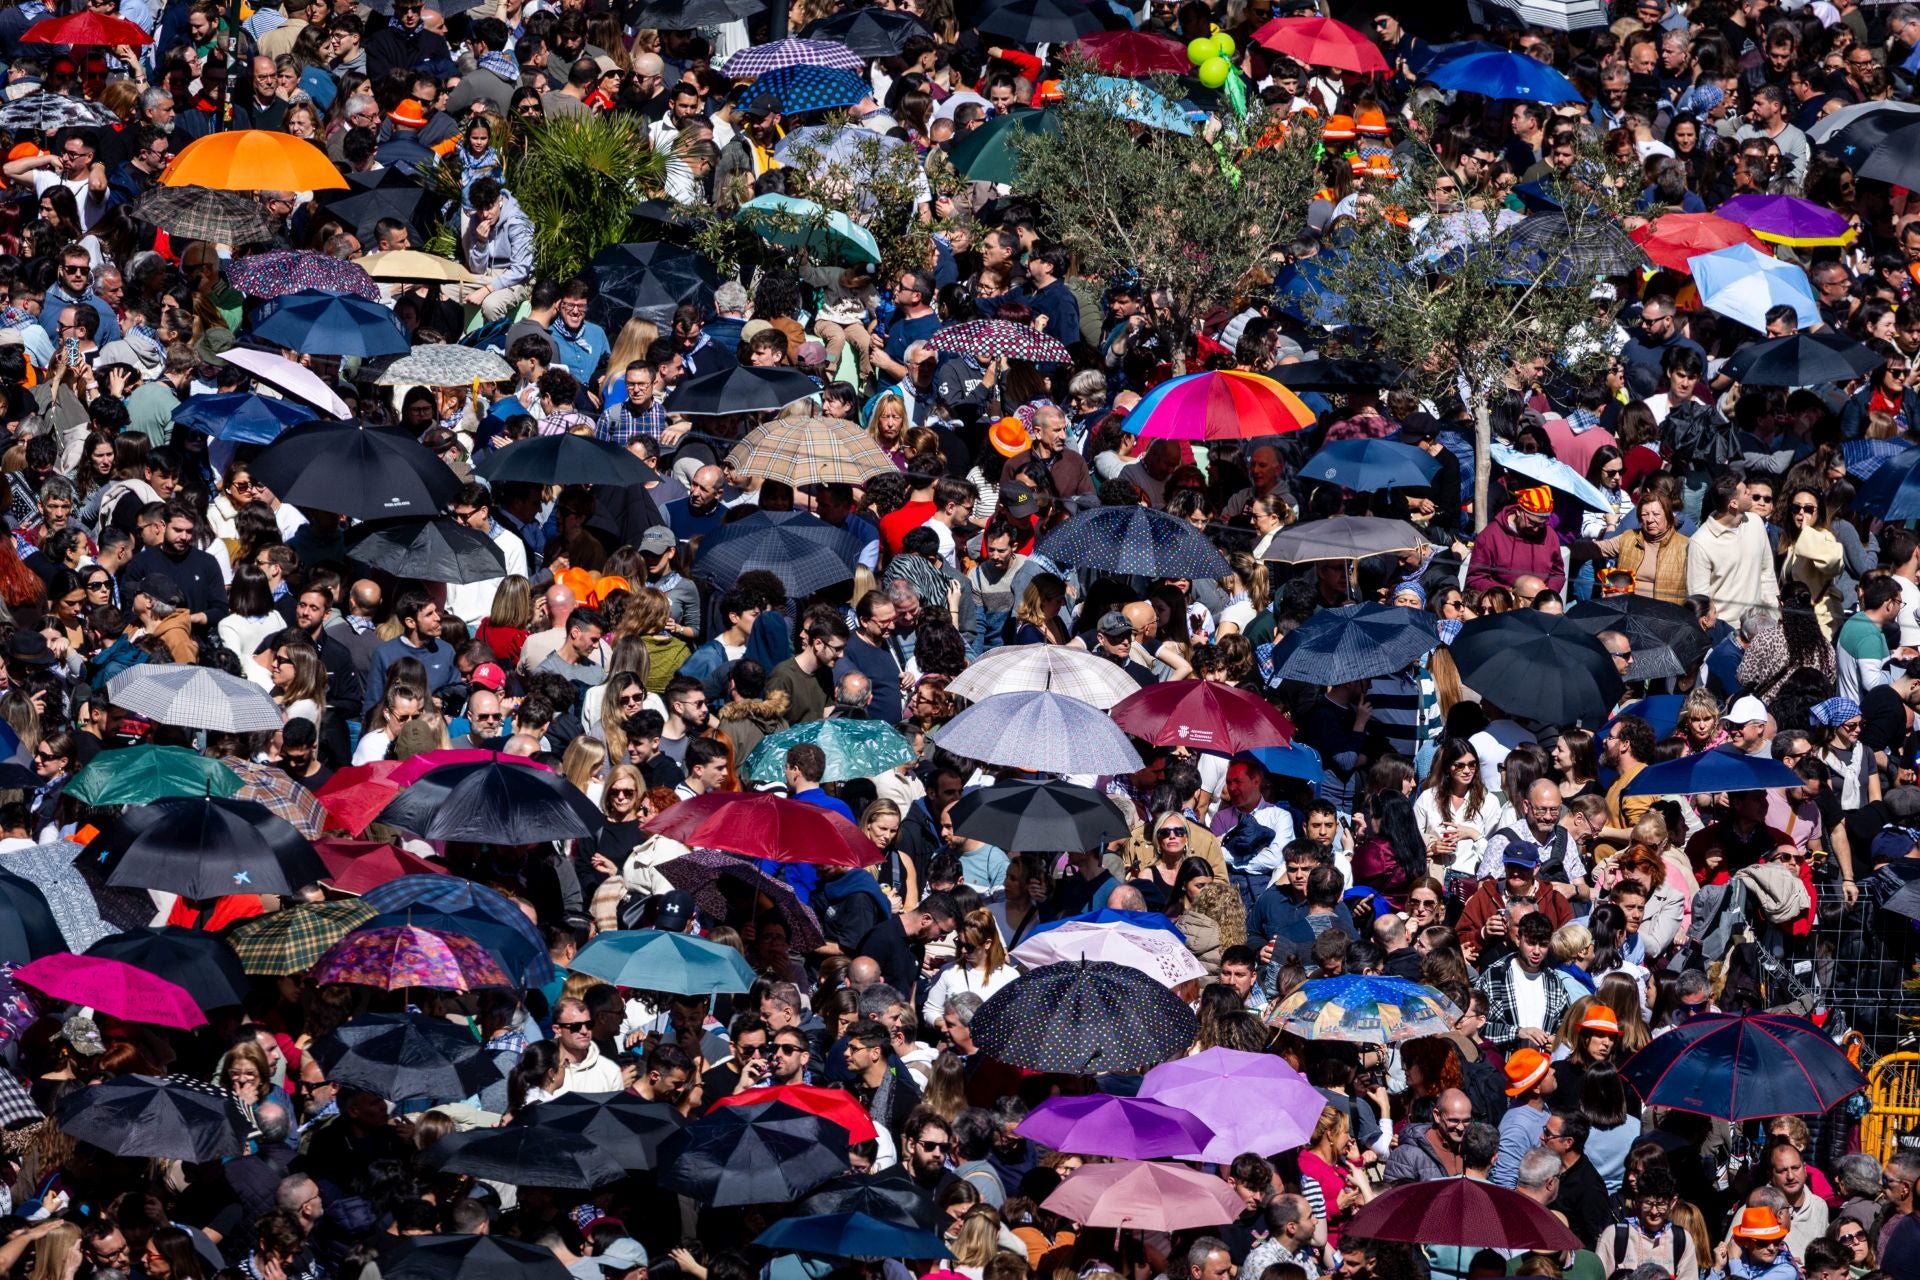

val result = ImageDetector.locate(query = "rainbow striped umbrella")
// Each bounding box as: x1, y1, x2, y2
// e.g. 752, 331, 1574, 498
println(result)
1121, 370, 1315, 442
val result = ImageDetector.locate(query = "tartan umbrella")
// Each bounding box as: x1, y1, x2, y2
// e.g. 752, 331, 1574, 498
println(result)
227, 901, 376, 975
929, 319, 1070, 364
1036, 505, 1229, 578
106, 665, 284, 732
66, 746, 243, 808
692, 510, 865, 595
722, 38, 866, 78
312, 924, 511, 992
225, 250, 381, 301
800, 7, 930, 55
222, 755, 329, 838
945, 644, 1142, 709
655, 848, 825, 952
0, 93, 113, 133
754, 63, 873, 114
132, 186, 274, 244
744, 719, 915, 785
726, 416, 897, 487
23, 11, 153, 43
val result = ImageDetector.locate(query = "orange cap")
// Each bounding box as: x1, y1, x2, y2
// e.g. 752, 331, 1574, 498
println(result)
6, 142, 42, 163
988, 417, 1031, 458
387, 98, 430, 128
1731, 1206, 1788, 1241
1355, 105, 1390, 136
1322, 113, 1356, 141
1503, 1048, 1551, 1096
1578, 1005, 1621, 1035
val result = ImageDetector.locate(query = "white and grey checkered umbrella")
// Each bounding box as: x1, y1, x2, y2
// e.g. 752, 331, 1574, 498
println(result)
946, 645, 1143, 711
0, 842, 117, 953
931, 690, 1144, 776
107, 667, 285, 733
1482, 0, 1607, 29
0, 92, 113, 133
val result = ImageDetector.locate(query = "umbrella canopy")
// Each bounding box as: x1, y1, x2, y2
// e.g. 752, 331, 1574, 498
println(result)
1009, 921, 1207, 988
800, 1169, 942, 1230
56, 1075, 251, 1161
311, 1013, 505, 1102
632, 0, 760, 26
709, 1082, 879, 1143
1860, 447, 1920, 520
1271, 602, 1439, 686
226, 250, 381, 301
1419, 45, 1583, 101
163, 130, 346, 191
1619, 1012, 1866, 1120
515, 1092, 682, 1170
664, 364, 819, 416
1267, 357, 1403, 393
171, 391, 315, 445
362, 876, 549, 970
932, 690, 1145, 776
1809, 99, 1920, 150
947, 781, 1129, 853
945, 643, 1143, 709
89, 797, 325, 900
756, 1213, 952, 1261
1448, 610, 1624, 726
1847, 441, 1914, 486
1266, 975, 1460, 1043
655, 848, 825, 953
1718, 193, 1857, 247
15, 953, 205, 1029
391, 748, 556, 786
251, 421, 458, 521
1017, 1093, 1214, 1159
585, 241, 721, 331
929, 318, 1071, 364
0, 873, 64, 966
316, 841, 448, 895
974, 0, 1102, 44
725, 416, 898, 487
1629, 212, 1770, 272
0, 841, 119, 953
364, 911, 542, 991
1480, 0, 1608, 29
945, 106, 1060, 184
1620, 746, 1803, 798
345, 519, 508, 586
249, 289, 409, 358
1690, 243, 1820, 332
973, 960, 1198, 1073
692, 510, 864, 596
355, 251, 483, 287
1299, 438, 1438, 491
313, 924, 511, 991
132, 185, 275, 243
216, 347, 354, 418
753, 63, 873, 114
743, 719, 915, 785
378, 757, 599, 844
313, 762, 405, 837
24, 11, 153, 42
1484, 212, 1649, 286
422, 1126, 626, 1189
1260, 515, 1426, 563
1121, 371, 1315, 442
1721, 332, 1884, 386
1345, 1179, 1581, 1251
1139, 1047, 1324, 1162
800, 8, 930, 55
1564, 594, 1710, 681
1071, 29, 1188, 74
735, 194, 882, 267
1042, 1160, 1244, 1231
374, 344, 513, 387
107, 665, 284, 732
657, 1099, 851, 1206
1024, 907, 1186, 942
1488, 439, 1614, 510
644, 792, 882, 867
1252, 16, 1389, 72
85, 928, 247, 1010
1844, 117, 1920, 189
1036, 505, 1229, 578
382, 1236, 572, 1280
1110, 680, 1292, 753
314, 167, 435, 244
722, 37, 867, 77
570, 929, 758, 996
227, 901, 376, 975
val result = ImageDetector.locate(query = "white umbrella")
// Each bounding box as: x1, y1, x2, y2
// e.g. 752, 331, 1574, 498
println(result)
1490, 440, 1613, 511
1011, 921, 1206, 988
945, 645, 1143, 710
106, 666, 285, 733
217, 347, 353, 419
1483, 0, 1609, 29
930, 690, 1144, 776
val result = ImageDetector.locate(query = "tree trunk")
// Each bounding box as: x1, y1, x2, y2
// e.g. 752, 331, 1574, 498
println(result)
1472, 394, 1493, 533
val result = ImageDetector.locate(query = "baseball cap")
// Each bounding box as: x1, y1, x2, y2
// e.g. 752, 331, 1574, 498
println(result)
654, 890, 695, 933
638, 526, 677, 556
470, 662, 507, 692
998, 479, 1040, 521
1396, 412, 1441, 443
739, 92, 780, 119
1097, 611, 1133, 641
794, 340, 828, 367
1724, 695, 1769, 726
135, 574, 187, 609
595, 1240, 649, 1273
1872, 826, 1920, 862
1503, 1048, 1550, 1096
1501, 841, 1540, 870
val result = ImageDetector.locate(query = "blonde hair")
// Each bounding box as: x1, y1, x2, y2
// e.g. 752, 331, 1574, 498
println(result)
958, 907, 1007, 979
950, 1208, 1002, 1268
488, 575, 534, 630
602, 763, 644, 819
560, 736, 608, 792
26, 1223, 80, 1280
606, 317, 660, 378
218, 1040, 274, 1104
1309, 1103, 1348, 1152
617, 586, 673, 638
1550, 922, 1592, 964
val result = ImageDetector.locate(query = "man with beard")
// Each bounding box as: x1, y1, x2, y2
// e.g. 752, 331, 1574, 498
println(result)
1467, 485, 1565, 596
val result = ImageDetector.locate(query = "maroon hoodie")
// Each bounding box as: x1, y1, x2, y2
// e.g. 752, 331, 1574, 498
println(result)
1466, 505, 1566, 594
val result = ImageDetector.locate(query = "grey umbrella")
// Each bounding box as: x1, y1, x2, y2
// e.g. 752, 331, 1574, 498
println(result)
931, 690, 1144, 776
106, 666, 286, 733
1260, 516, 1428, 564
374, 344, 514, 387
0, 841, 117, 952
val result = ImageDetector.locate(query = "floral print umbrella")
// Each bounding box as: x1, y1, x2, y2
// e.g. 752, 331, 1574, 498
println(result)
225, 250, 381, 301
311, 924, 511, 991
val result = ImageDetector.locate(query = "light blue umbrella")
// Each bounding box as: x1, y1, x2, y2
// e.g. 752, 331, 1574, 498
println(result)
743, 718, 915, 785
570, 929, 757, 996
930, 690, 1143, 776
1082, 76, 1193, 134
773, 126, 927, 214
734, 194, 881, 267
1688, 243, 1819, 332
1490, 440, 1612, 510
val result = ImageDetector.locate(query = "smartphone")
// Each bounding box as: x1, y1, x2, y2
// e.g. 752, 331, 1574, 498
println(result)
63, 337, 80, 365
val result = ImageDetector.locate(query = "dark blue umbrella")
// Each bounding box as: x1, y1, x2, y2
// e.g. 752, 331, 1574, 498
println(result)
1247, 742, 1324, 790
657, 1099, 850, 1206
1843, 438, 1912, 481
754, 63, 872, 114
1299, 440, 1438, 492
1858, 447, 1920, 519
1619, 1011, 1866, 1120
1270, 602, 1439, 686
1036, 506, 1228, 579
171, 392, 315, 445
1610, 694, 1684, 740
756, 1212, 952, 1260
1620, 745, 1802, 798
693, 510, 864, 596
247, 288, 410, 358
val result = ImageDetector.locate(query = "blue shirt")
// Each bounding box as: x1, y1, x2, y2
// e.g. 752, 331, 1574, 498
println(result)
364, 634, 459, 715
664, 496, 726, 542
882, 311, 940, 366
793, 787, 855, 822
548, 317, 609, 384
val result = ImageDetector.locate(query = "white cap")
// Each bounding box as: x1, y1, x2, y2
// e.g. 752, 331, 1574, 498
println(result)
1725, 695, 1769, 726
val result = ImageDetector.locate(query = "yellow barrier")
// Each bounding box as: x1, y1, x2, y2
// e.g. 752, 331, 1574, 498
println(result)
1864, 1052, 1920, 1164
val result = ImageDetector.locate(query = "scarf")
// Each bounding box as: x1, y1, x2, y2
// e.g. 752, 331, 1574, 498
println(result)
477, 50, 519, 81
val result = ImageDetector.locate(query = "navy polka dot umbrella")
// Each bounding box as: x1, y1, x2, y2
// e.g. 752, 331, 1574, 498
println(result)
973, 960, 1198, 1074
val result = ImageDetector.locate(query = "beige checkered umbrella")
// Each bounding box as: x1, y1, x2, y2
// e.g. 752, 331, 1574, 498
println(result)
726, 415, 898, 487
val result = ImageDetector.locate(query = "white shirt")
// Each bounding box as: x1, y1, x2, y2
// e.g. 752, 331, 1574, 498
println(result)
444, 524, 531, 626
1897, 573, 1920, 650
1472, 720, 1538, 793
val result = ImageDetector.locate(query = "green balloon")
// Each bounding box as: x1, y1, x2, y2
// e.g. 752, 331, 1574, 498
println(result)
1198, 55, 1231, 87
1212, 32, 1236, 58
1187, 36, 1216, 66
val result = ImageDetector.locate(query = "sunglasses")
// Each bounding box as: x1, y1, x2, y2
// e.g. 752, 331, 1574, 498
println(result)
556, 1020, 593, 1031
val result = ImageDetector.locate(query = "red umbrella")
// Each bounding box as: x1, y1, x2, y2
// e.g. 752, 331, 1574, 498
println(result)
22, 11, 153, 45
314, 762, 403, 836
15, 953, 206, 1029
643, 793, 883, 867
316, 840, 449, 896
1110, 680, 1293, 753
391, 748, 554, 787
1070, 29, 1189, 75
1342, 1178, 1581, 1252
709, 1083, 879, 1143
1251, 16, 1388, 75
1629, 212, 1771, 273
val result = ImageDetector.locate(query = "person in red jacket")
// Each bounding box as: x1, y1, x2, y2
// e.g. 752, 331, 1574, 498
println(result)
1468, 485, 1567, 595
1457, 844, 1574, 962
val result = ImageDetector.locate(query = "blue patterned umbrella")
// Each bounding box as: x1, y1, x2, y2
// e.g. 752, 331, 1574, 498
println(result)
744, 719, 915, 785
172, 392, 316, 445
225, 250, 380, 301
248, 288, 410, 357
1265, 975, 1460, 1043
1844, 438, 1912, 481
1036, 505, 1229, 579
1270, 603, 1439, 685
722, 38, 866, 78
755, 63, 872, 114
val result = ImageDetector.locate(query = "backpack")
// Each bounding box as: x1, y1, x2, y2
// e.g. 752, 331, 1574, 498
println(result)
1610, 1222, 1687, 1273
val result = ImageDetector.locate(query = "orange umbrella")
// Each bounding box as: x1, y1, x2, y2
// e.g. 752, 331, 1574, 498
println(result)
162, 130, 346, 192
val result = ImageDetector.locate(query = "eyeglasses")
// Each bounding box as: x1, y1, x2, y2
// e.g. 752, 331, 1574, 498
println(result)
556, 1020, 593, 1031
618, 691, 648, 706
1452, 759, 1479, 771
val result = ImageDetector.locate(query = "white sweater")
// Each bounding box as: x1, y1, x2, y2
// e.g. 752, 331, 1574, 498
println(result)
1684, 511, 1778, 626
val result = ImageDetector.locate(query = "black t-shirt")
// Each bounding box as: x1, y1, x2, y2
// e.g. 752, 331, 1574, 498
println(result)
855, 914, 918, 998
1862, 683, 1909, 755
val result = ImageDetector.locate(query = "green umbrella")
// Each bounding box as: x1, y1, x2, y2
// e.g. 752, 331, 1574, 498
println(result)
946, 106, 1060, 186
227, 901, 376, 975
734, 194, 882, 267
66, 745, 244, 807
570, 929, 757, 996
743, 719, 917, 786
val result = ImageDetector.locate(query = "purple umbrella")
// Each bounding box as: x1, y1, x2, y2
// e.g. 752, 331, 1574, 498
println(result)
1139, 1046, 1326, 1161
1716, 194, 1855, 247
721, 37, 866, 78
226, 250, 382, 302
1015, 1093, 1214, 1159
656, 847, 825, 953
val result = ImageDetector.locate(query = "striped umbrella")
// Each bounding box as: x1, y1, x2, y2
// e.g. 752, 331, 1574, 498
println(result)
1121, 370, 1315, 441
722, 37, 865, 78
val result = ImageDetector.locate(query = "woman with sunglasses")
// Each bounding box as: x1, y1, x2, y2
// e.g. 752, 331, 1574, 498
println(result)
1779, 486, 1846, 639
1812, 695, 1878, 810
354, 682, 427, 765
1826, 1212, 1877, 1276
1128, 810, 1200, 913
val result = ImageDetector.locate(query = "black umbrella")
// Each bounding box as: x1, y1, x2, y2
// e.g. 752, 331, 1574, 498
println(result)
801, 8, 932, 55
0, 871, 64, 965
421, 1125, 627, 1189
1721, 332, 1885, 388
693, 510, 865, 596
1856, 117, 1920, 190
515, 1092, 683, 1171
1267, 358, 1404, 393
631, 0, 761, 27
948, 780, 1129, 853
1564, 595, 1710, 683
1447, 611, 1624, 726
1036, 505, 1229, 579
345, 518, 509, 585
972, 960, 1198, 1074
799, 1168, 942, 1231
376, 758, 602, 843
972, 0, 1103, 44
88, 797, 327, 900
85, 927, 249, 1010
657, 1099, 851, 1206
382, 1236, 572, 1280
252, 421, 460, 522
311, 1013, 506, 1102
586, 241, 721, 331
1810, 101, 1920, 163
1488, 212, 1650, 286
1270, 602, 1442, 686
664, 365, 821, 417
475, 434, 657, 487
56, 1074, 251, 1161
68, 842, 163, 934
316, 168, 438, 244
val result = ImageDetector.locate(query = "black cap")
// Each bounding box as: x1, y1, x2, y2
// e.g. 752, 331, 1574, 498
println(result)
135, 574, 187, 608
999, 480, 1041, 520
1397, 411, 1441, 444
6, 631, 53, 666
738, 92, 779, 119
654, 890, 696, 932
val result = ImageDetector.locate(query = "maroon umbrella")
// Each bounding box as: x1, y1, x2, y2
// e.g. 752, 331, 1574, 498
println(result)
1342, 1178, 1580, 1252
1070, 29, 1189, 75
1109, 680, 1293, 754
656, 847, 825, 952
643, 793, 882, 868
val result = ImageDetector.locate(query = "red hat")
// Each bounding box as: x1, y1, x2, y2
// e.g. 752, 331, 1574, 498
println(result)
1514, 485, 1554, 515
469, 662, 507, 692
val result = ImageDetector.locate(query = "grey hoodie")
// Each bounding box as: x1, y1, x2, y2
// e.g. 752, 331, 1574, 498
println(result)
463, 190, 534, 292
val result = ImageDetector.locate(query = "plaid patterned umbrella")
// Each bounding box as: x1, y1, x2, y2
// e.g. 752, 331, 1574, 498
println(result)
219, 756, 328, 837
0, 92, 113, 133
1844, 438, 1912, 481
0, 1067, 39, 1130
131, 186, 274, 245
107, 665, 288, 733
754, 64, 872, 114
656, 848, 825, 953
228, 901, 375, 975
945, 644, 1143, 709
226, 250, 380, 302
727, 416, 897, 486
312, 924, 510, 991
722, 38, 866, 78
929, 319, 1069, 364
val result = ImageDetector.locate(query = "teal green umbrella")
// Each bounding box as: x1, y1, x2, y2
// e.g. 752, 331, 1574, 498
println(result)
734, 194, 881, 267
67, 746, 244, 807
744, 719, 917, 786
946, 106, 1060, 186
569, 929, 757, 996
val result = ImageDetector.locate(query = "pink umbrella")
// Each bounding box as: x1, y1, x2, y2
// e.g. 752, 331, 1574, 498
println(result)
1139, 1047, 1325, 1161
1041, 1160, 1243, 1232
311, 924, 511, 991
391, 749, 555, 787
14, 953, 206, 1029
216, 347, 353, 419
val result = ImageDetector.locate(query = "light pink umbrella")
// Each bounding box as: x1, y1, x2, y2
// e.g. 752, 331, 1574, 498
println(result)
217, 347, 353, 419
14, 953, 207, 1029
1139, 1046, 1325, 1161
1041, 1160, 1243, 1232
1009, 921, 1206, 989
